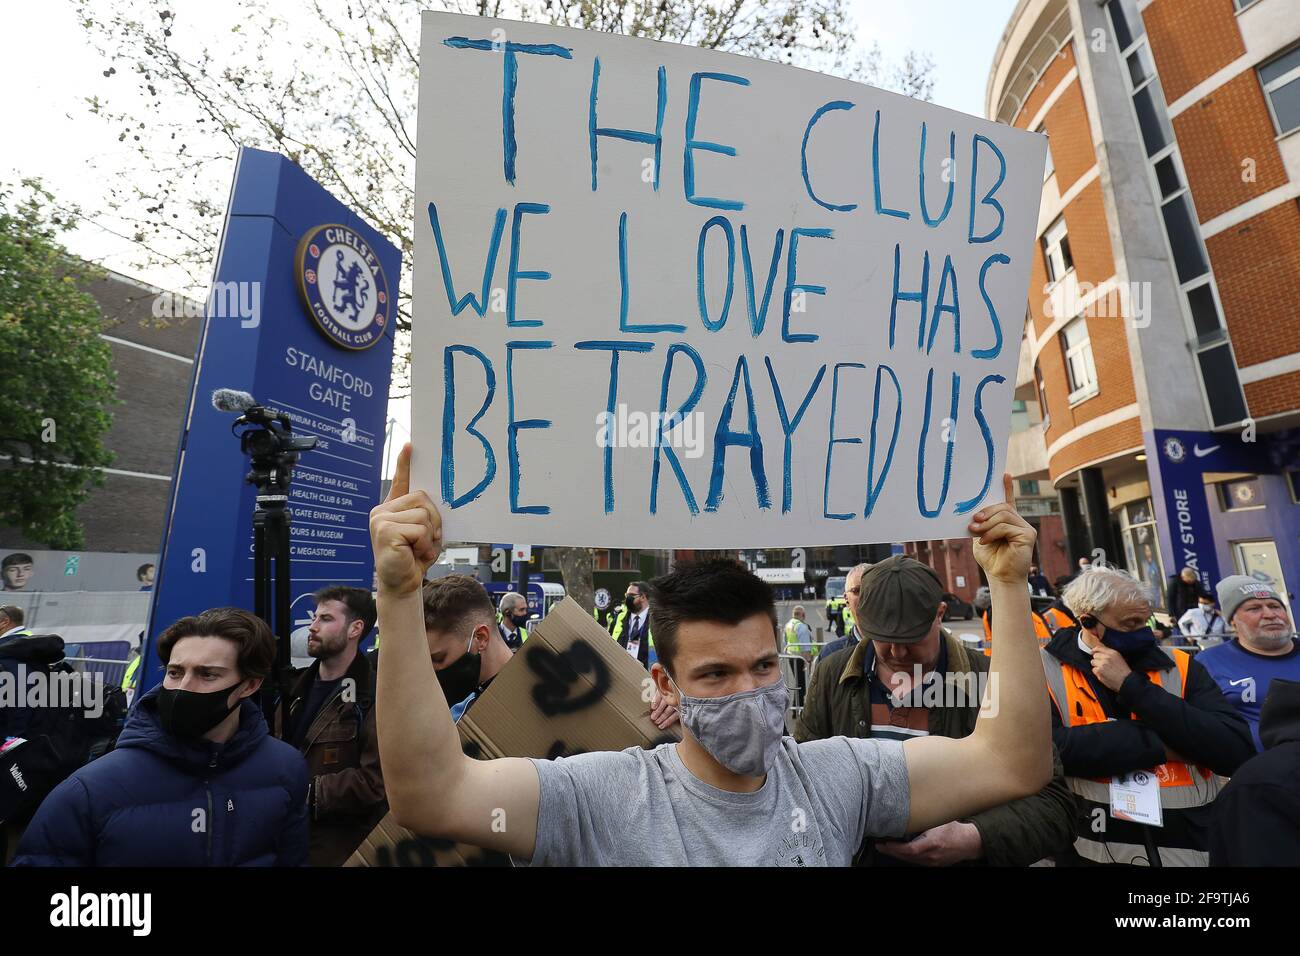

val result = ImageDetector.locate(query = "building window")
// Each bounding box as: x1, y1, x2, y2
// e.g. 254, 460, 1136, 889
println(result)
1061, 317, 1098, 403
1234, 0, 1261, 10
1153, 155, 1181, 199
1019, 479, 1041, 496
1126, 42, 1157, 90
1042, 217, 1073, 284
1107, 0, 1143, 53
1260, 44, 1300, 136
1185, 281, 1226, 346
1161, 193, 1209, 283
1197, 343, 1249, 426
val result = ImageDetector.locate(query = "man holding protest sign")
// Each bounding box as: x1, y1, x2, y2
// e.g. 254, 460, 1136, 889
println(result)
371, 444, 1050, 866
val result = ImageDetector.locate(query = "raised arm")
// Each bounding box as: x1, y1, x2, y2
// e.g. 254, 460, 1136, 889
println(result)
901, 490, 1053, 833
372, 444, 540, 858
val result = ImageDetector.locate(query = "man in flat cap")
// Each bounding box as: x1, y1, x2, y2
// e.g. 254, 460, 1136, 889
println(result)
796, 555, 1077, 866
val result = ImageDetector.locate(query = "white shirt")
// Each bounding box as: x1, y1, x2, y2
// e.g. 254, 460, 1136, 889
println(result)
625, 608, 649, 657
1178, 606, 1226, 636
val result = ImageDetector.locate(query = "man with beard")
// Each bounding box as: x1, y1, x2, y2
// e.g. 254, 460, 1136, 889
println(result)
1196, 577, 1300, 752
609, 581, 654, 668
282, 585, 385, 866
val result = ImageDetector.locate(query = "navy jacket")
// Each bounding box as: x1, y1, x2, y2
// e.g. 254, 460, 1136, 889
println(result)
12, 686, 309, 866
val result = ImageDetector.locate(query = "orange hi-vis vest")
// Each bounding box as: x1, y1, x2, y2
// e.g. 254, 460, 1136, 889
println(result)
982, 610, 1052, 655
1041, 646, 1222, 797
1041, 644, 1224, 866
1041, 606, 1075, 634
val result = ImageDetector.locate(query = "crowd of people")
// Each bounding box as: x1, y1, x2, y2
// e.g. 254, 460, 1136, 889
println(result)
2, 448, 1297, 866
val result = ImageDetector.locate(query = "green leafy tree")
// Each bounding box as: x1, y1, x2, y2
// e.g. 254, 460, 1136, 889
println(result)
0, 181, 117, 549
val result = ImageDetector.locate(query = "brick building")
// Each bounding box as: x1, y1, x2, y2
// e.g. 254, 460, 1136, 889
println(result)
1, 268, 201, 557
986, 0, 1300, 611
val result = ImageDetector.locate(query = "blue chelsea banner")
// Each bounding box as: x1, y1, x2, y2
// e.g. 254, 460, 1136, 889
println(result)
140, 147, 399, 692
1147, 429, 1270, 596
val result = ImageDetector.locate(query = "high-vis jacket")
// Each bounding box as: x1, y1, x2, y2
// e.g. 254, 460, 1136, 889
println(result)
981, 609, 1052, 654
1041, 628, 1254, 866
496, 612, 528, 649
610, 605, 654, 667
783, 618, 814, 655
825, 597, 849, 637
1041, 604, 1076, 634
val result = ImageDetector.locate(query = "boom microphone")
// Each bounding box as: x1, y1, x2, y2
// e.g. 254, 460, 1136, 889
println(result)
212, 388, 258, 413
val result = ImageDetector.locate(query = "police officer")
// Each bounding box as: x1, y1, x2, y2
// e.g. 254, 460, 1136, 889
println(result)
783, 605, 814, 657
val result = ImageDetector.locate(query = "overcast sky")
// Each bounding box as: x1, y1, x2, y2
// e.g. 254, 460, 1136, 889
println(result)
0, 0, 1018, 472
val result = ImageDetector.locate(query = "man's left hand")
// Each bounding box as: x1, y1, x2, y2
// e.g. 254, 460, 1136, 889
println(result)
875, 821, 983, 866
1091, 644, 1133, 692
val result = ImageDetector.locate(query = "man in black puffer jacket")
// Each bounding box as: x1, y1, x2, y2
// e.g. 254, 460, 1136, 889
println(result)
12, 608, 309, 866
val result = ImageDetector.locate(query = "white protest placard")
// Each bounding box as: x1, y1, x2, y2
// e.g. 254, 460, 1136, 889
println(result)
411, 13, 1046, 549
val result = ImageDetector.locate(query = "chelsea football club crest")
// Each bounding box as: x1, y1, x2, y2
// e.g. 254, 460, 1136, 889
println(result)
295, 223, 390, 350
1161, 436, 1186, 464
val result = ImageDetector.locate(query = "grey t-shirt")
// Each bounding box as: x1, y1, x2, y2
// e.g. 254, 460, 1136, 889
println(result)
521, 735, 910, 866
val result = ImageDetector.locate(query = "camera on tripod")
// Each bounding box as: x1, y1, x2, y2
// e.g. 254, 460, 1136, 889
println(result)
234, 405, 318, 493
212, 388, 319, 737
212, 388, 318, 493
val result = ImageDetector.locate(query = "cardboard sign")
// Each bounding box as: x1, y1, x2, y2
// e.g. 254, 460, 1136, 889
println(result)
345, 597, 676, 867
410, 13, 1046, 549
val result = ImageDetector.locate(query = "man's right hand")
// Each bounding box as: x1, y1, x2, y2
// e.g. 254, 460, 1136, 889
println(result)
369, 443, 442, 594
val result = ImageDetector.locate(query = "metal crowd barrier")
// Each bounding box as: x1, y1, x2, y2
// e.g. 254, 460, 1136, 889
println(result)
61, 641, 133, 687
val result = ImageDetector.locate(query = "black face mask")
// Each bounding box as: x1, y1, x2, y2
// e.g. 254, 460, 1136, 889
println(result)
157, 682, 244, 739
510, 611, 530, 628
437, 648, 483, 706
624, 594, 638, 611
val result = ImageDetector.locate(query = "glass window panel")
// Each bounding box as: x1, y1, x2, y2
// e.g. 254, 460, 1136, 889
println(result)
1198, 345, 1248, 426
1154, 156, 1181, 198
1161, 194, 1209, 283
1259, 46, 1300, 87
1109, 0, 1140, 50
1133, 84, 1171, 156
1186, 283, 1223, 344
1127, 44, 1156, 87
1266, 77, 1300, 134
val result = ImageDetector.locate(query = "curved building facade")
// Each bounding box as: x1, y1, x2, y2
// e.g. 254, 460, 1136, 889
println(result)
990, 0, 1300, 607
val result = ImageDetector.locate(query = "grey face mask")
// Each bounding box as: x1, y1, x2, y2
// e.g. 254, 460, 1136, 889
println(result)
669, 674, 789, 777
